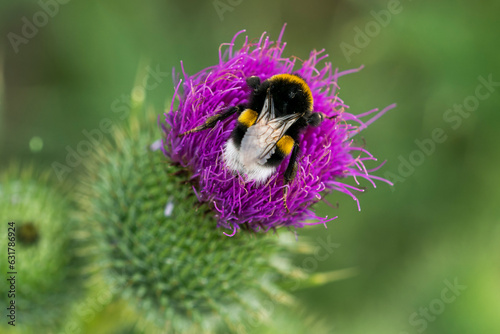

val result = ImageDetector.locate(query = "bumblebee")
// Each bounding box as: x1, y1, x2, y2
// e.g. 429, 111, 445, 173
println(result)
179, 74, 332, 210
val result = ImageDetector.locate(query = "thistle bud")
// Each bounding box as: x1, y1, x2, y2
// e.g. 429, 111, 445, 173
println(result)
76, 113, 302, 333
0, 166, 83, 331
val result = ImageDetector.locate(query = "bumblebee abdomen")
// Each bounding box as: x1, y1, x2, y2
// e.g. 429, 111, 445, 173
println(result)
223, 137, 277, 184
223, 121, 295, 182
263, 135, 294, 167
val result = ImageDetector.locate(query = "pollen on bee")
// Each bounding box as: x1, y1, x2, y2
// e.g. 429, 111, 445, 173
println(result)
277, 135, 294, 155
238, 109, 258, 127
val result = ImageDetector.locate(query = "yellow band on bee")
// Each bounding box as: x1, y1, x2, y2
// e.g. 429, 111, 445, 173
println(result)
277, 135, 294, 156
238, 109, 258, 127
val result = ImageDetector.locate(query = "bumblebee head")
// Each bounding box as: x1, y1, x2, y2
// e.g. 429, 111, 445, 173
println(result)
267, 74, 313, 116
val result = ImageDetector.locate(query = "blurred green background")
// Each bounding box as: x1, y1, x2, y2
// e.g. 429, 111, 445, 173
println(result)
1, 0, 499, 333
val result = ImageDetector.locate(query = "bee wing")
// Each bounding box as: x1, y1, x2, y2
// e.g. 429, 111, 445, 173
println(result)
241, 90, 303, 165
256, 89, 276, 123
257, 113, 302, 162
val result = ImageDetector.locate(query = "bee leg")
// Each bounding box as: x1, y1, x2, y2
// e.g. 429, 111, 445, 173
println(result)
283, 142, 300, 213
178, 104, 245, 137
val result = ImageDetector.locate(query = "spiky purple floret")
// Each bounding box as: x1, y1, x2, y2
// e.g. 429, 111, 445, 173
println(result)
162, 26, 395, 234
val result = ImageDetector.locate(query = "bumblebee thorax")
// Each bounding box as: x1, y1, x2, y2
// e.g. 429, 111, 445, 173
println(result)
268, 74, 313, 115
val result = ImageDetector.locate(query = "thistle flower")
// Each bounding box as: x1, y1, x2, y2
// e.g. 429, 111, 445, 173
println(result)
0, 166, 83, 331
77, 111, 310, 333
162, 26, 395, 233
